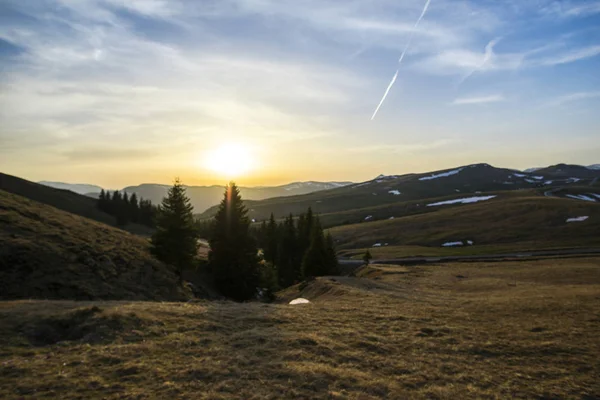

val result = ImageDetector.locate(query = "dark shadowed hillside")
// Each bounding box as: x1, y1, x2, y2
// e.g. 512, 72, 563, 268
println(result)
199, 163, 600, 221
1, 172, 116, 226
0, 173, 152, 235
0, 190, 189, 301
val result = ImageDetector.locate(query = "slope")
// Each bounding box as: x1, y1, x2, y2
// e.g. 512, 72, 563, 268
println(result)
199, 163, 600, 221
1, 173, 151, 235
329, 195, 600, 251
1, 172, 116, 226
0, 190, 189, 301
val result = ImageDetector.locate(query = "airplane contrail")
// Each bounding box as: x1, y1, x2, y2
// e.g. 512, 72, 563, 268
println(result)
371, 0, 432, 120
370, 69, 398, 120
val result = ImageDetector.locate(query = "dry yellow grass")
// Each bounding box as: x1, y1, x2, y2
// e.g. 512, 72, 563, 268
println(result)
1, 257, 599, 399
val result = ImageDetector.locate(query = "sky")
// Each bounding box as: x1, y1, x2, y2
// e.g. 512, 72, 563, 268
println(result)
0, 0, 599, 188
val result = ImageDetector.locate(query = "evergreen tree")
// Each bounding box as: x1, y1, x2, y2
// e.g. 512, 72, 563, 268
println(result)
129, 193, 139, 223
116, 192, 130, 226
98, 189, 107, 211
209, 183, 260, 301
363, 249, 372, 265
277, 214, 299, 287
325, 233, 339, 274
264, 213, 278, 264
151, 178, 199, 282
301, 217, 337, 278
297, 207, 314, 256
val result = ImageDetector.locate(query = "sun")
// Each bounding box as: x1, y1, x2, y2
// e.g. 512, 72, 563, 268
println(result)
204, 143, 255, 177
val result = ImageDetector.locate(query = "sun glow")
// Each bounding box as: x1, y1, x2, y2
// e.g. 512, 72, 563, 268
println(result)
204, 143, 255, 177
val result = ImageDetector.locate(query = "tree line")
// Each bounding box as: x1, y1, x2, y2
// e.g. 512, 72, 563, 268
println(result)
97, 189, 157, 227
255, 208, 338, 288
148, 180, 338, 301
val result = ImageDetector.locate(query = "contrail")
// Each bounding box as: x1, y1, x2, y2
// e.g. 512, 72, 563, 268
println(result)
370, 69, 398, 120
371, 0, 432, 120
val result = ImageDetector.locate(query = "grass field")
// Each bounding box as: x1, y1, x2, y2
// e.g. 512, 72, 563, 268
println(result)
1, 257, 598, 399
329, 196, 600, 251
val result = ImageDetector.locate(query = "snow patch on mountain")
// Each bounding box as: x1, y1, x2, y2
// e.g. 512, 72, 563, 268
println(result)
388, 190, 401, 195
566, 216, 589, 223
566, 194, 596, 202
419, 168, 464, 181
427, 195, 497, 207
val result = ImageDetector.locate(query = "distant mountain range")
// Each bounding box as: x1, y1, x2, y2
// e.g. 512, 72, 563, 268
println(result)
39, 180, 353, 212
38, 181, 104, 195
37, 162, 599, 213
198, 162, 600, 223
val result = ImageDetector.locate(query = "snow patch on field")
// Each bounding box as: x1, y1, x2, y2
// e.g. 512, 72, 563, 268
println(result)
419, 168, 464, 181
372, 243, 382, 247
567, 177, 581, 183
442, 240, 474, 247
513, 173, 526, 178
566, 216, 589, 223
544, 181, 553, 185
427, 195, 497, 207
566, 194, 596, 202
389, 216, 395, 220
532, 176, 544, 180
525, 179, 537, 183
442, 241, 464, 247
364, 215, 373, 221
388, 190, 401, 195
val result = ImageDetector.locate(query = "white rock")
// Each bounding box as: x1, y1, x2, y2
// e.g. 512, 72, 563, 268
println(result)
289, 298, 310, 305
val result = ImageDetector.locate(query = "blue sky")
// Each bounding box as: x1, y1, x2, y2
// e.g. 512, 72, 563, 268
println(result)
0, 0, 599, 187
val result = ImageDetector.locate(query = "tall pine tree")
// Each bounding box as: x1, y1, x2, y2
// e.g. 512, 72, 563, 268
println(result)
301, 217, 337, 278
151, 178, 199, 282
264, 213, 279, 265
209, 183, 260, 301
277, 213, 300, 287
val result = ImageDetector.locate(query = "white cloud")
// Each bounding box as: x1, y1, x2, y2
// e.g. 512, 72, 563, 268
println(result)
532, 45, 600, 66
541, 91, 600, 108
452, 95, 505, 105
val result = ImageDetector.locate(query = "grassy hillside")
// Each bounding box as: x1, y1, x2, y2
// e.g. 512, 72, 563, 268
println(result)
329, 195, 600, 251
199, 163, 600, 222
1, 257, 598, 398
0, 173, 152, 235
0, 190, 189, 301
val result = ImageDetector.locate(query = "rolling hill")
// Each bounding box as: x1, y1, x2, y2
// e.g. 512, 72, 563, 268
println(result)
120, 181, 352, 212
1, 173, 116, 226
1, 173, 152, 235
199, 163, 600, 221
0, 189, 189, 301
38, 181, 104, 195
329, 195, 600, 251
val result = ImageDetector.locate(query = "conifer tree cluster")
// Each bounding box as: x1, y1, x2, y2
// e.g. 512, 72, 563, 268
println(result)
256, 207, 338, 288
151, 178, 199, 282
209, 183, 260, 301
97, 189, 157, 227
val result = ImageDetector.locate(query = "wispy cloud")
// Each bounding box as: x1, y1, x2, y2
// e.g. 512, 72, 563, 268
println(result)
541, 91, 600, 108
532, 45, 600, 66
543, 1, 600, 18
452, 95, 505, 105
